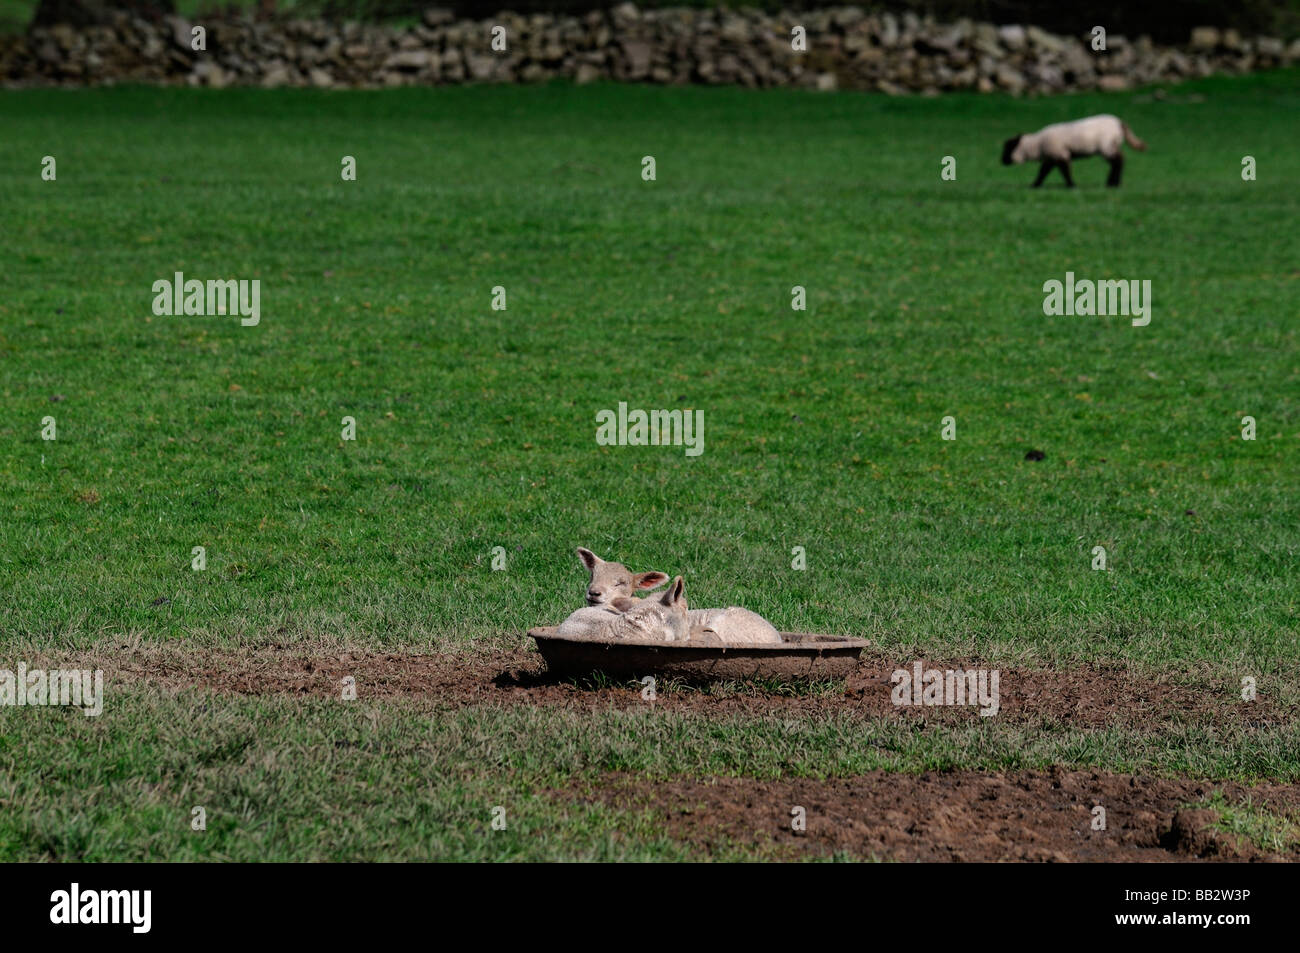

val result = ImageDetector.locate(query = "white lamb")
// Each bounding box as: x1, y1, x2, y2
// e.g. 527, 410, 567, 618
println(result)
684, 606, 782, 646
572, 547, 782, 645
556, 575, 691, 642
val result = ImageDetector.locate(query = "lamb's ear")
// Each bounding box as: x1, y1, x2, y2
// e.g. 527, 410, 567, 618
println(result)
633, 571, 669, 592
609, 596, 637, 612
662, 576, 686, 606
576, 547, 600, 572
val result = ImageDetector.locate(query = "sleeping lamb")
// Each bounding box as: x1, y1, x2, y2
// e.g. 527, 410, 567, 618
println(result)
572, 547, 782, 645
557, 574, 690, 642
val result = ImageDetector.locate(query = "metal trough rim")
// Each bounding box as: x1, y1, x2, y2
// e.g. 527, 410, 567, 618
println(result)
527, 626, 869, 653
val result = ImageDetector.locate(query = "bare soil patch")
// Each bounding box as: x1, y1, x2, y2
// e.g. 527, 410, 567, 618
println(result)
81, 645, 1279, 730
557, 768, 1300, 862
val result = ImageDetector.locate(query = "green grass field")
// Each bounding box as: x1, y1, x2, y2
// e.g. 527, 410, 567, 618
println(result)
1, 72, 1297, 860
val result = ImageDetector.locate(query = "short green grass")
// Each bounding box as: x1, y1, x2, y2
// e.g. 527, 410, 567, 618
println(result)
3, 75, 1296, 663
1188, 791, 1300, 853
1, 73, 1297, 859
2, 686, 1296, 860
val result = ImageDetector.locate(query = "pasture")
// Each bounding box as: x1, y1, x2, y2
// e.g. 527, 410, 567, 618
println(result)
1, 71, 1297, 860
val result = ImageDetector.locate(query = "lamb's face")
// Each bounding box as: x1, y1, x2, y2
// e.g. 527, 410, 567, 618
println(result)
576, 547, 668, 606
1002, 135, 1025, 166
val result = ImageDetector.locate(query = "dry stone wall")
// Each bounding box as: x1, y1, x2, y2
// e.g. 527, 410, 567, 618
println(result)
5, 4, 1298, 92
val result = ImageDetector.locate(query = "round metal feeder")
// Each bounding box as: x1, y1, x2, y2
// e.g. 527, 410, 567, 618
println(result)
527, 626, 868, 682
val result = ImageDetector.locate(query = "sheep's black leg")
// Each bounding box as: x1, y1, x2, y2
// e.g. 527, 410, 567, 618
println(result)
1059, 160, 1076, 188
1031, 160, 1054, 187
1106, 154, 1124, 187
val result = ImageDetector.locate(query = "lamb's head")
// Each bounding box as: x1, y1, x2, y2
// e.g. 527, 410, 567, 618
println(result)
576, 547, 668, 607
1002, 134, 1025, 166
618, 575, 689, 642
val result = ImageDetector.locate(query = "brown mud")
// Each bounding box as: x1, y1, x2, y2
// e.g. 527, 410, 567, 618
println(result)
86, 646, 1280, 730
27, 645, 1294, 862
557, 768, 1300, 862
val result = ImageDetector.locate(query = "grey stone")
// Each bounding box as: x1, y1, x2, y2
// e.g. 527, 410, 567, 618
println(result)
997, 25, 1026, 50
384, 49, 432, 70
622, 39, 652, 78
465, 53, 495, 80
995, 63, 1025, 92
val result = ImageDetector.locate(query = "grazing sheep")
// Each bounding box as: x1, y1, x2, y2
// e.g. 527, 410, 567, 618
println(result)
572, 547, 782, 645
1002, 114, 1146, 187
556, 575, 690, 642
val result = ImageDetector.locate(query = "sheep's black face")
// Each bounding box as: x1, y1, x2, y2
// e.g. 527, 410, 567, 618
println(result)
1001, 135, 1022, 166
